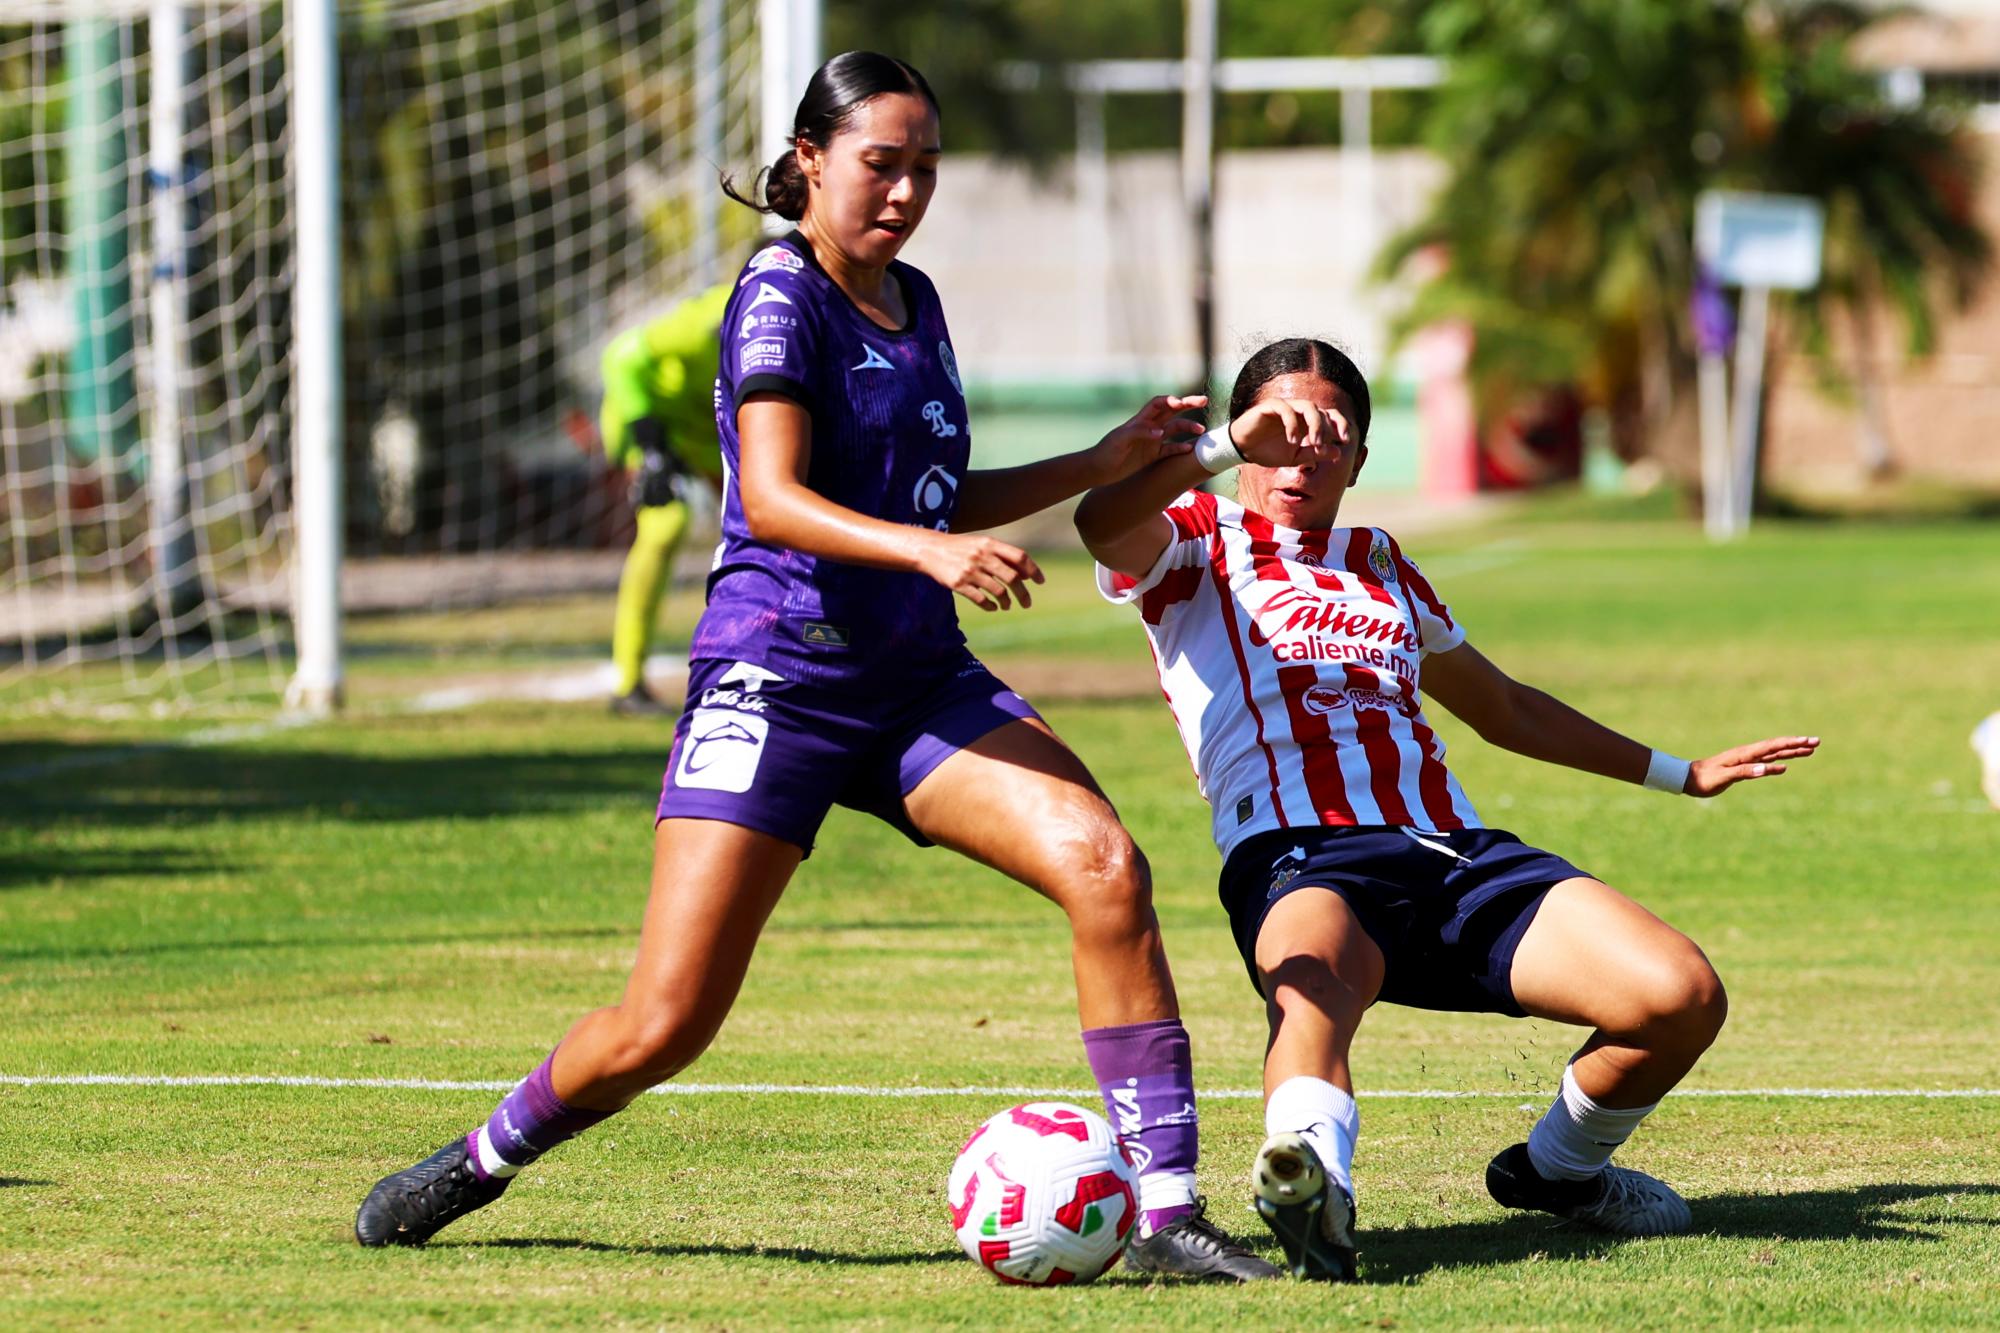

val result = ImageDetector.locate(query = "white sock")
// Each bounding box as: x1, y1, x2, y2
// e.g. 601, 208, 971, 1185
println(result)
1526, 1064, 1658, 1181
1137, 1169, 1197, 1234
473, 1124, 522, 1179
1265, 1075, 1358, 1198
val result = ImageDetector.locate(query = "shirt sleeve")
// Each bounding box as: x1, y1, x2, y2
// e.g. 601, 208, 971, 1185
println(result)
1094, 490, 1219, 627
1388, 534, 1465, 656
725, 256, 819, 409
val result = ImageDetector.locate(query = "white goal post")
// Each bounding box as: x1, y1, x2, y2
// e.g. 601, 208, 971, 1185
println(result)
0, 1, 780, 716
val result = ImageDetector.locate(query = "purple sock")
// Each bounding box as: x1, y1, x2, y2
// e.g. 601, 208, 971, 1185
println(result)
464, 1052, 615, 1181
1081, 1018, 1200, 1232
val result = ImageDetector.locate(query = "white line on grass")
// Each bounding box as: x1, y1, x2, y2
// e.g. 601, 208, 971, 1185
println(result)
3, 1074, 1996, 1100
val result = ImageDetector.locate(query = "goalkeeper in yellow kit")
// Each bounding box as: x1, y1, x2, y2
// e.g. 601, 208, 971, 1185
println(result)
600, 282, 731, 715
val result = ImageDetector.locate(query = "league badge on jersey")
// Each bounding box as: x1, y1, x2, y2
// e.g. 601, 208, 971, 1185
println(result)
938, 340, 963, 397
1368, 535, 1397, 583
742, 244, 805, 282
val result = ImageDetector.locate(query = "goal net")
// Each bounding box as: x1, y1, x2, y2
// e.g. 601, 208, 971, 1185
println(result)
0, 0, 760, 715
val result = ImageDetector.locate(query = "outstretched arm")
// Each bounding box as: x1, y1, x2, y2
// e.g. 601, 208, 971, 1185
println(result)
952, 394, 1208, 533
1423, 640, 1818, 796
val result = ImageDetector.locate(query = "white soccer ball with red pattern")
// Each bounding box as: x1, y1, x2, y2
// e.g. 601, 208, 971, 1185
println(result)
946, 1101, 1141, 1286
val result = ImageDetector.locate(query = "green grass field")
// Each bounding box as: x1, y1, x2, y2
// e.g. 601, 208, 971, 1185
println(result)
5, 503, 1999, 1327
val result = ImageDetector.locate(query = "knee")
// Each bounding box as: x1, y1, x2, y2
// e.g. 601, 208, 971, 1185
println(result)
1061, 831, 1156, 947
597, 999, 720, 1088
1266, 959, 1369, 1030
1633, 954, 1728, 1054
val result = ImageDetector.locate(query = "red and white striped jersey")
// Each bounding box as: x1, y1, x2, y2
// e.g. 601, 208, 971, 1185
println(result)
1097, 489, 1480, 858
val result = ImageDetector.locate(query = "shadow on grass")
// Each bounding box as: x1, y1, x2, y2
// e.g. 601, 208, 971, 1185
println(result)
0, 1177, 53, 1187
1365, 1182, 2000, 1282
0, 848, 239, 892
0, 738, 666, 828
465, 1237, 964, 1267
0, 921, 629, 964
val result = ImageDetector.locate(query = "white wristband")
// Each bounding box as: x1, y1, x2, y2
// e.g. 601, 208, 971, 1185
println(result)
1192, 424, 1244, 475
1643, 749, 1692, 794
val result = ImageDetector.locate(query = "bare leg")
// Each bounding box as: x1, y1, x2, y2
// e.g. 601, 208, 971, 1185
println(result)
905, 719, 1285, 1277
1507, 877, 1728, 1107
550, 818, 803, 1109
1254, 888, 1384, 1097
901, 718, 1174, 1027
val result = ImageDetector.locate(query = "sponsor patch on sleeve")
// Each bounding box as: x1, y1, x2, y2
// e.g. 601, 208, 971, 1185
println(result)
739, 337, 788, 373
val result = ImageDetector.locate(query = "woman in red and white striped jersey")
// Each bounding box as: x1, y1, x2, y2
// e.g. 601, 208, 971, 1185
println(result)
1075, 337, 1818, 1280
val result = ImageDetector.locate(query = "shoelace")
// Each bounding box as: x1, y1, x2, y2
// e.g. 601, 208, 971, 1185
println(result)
402, 1155, 475, 1218
1172, 1197, 1258, 1257
1584, 1167, 1666, 1221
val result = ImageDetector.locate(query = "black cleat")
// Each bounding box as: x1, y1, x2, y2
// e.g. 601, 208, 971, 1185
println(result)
1485, 1142, 1691, 1235
610, 683, 674, 718
1122, 1195, 1283, 1282
355, 1137, 509, 1247
1251, 1132, 1357, 1281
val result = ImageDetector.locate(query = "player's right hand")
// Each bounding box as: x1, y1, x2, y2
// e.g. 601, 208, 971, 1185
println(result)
917, 532, 1045, 612
1227, 398, 1351, 468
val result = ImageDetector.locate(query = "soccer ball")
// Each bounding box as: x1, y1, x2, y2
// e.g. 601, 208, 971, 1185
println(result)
946, 1101, 1141, 1286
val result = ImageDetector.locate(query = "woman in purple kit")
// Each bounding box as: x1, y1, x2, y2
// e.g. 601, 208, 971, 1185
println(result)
354, 51, 1277, 1281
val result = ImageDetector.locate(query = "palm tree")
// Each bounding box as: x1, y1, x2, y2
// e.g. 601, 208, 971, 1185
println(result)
1377, 0, 1988, 487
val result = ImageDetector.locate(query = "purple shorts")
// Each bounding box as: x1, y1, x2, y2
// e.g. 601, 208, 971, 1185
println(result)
657, 653, 1040, 853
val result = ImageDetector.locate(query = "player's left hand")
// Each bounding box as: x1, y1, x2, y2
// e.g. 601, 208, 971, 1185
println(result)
1087, 394, 1209, 484
1687, 735, 1820, 797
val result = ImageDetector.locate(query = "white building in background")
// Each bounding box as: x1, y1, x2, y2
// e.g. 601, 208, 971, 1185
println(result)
910, 6, 2000, 489
901, 148, 1440, 392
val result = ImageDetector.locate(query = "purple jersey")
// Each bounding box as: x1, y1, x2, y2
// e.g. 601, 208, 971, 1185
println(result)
697, 232, 971, 683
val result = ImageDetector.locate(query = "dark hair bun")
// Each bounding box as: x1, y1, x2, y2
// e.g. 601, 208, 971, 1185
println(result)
722, 52, 938, 219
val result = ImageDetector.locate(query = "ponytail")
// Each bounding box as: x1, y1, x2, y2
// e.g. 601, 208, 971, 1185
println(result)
723, 148, 809, 221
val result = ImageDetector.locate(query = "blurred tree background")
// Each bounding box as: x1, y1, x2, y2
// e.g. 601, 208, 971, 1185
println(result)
1375, 0, 1989, 476
5, 0, 1987, 555
836, 0, 1989, 482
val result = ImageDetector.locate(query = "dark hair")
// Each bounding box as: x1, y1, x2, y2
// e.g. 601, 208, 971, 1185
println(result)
1227, 338, 1372, 445
723, 52, 939, 222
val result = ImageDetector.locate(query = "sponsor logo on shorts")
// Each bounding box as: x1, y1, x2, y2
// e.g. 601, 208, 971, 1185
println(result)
739, 337, 786, 373
921, 400, 959, 438
1266, 846, 1310, 898
700, 687, 769, 714
674, 708, 770, 794
801, 621, 849, 646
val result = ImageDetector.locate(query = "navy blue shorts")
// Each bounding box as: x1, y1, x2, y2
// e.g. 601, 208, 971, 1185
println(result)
1217, 825, 1590, 1016
657, 653, 1040, 854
